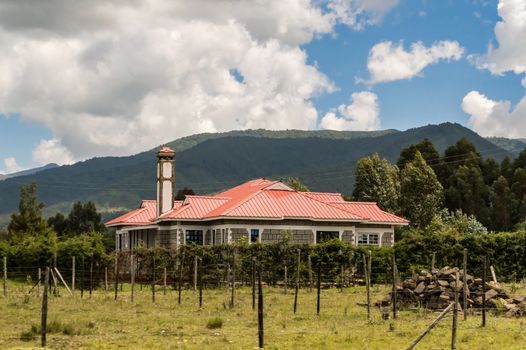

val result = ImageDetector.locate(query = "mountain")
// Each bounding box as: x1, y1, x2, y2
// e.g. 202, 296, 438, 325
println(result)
0, 163, 59, 181
0, 123, 512, 225
486, 137, 526, 157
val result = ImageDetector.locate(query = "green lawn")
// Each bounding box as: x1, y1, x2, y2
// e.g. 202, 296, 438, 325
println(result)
0, 281, 525, 349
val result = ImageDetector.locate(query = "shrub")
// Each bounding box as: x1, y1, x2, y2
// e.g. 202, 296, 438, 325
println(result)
206, 317, 223, 329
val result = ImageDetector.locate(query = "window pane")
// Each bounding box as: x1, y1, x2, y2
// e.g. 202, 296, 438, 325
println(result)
186, 230, 203, 245
250, 229, 259, 243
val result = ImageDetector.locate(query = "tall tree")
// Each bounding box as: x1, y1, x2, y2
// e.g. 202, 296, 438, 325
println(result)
7, 182, 49, 237
397, 139, 440, 172
400, 152, 443, 228
65, 201, 105, 235
490, 176, 512, 231
444, 165, 490, 226
352, 153, 400, 213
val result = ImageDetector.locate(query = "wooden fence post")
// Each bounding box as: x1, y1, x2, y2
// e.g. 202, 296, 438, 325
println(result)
193, 256, 198, 291
199, 258, 203, 308
72, 256, 75, 294
114, 253, 119, 301
257, 262, 264, 349
178, 251, 185, 305
131, 254, 135, 303
284, 265, 288, 295
364, 253, 371, 322
294, 249, 300, 314
463, 248, 468, 321
230, 251, 236, 308
41, 267, 50, 347
308, 255, 312, 293
151, 251, 156, 303
252, 256, 256, 310
37, 267, 41, 297
392, 254, 397, 320
3, 256, 7, 297
317, 259, 321, 316
104, 267, 108, 291
452, 272, 459, 350
81, 256, 84, 298
431, 251, 436, 271
482, 256, 487, 327
89, 258, 93, 298
163, 267, 167, 296
340, 250, 344, 292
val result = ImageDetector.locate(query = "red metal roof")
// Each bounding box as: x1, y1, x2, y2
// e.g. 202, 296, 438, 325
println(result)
106, 200, 182, 226
158, 196, 229, 220
105, 178, 409, 226
327, 202, 409, 224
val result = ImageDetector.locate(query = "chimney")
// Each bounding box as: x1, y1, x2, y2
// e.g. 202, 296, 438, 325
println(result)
156, 146, 176, 216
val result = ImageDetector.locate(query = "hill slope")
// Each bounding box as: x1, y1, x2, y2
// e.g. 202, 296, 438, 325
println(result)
0, 123, 511, 223
486, 137, 526, 157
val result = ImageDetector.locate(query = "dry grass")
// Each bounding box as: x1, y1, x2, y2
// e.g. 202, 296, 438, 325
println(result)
0, 281, 526, 349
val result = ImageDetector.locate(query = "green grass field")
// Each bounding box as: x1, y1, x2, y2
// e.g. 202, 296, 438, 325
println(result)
0, 281, 525, 349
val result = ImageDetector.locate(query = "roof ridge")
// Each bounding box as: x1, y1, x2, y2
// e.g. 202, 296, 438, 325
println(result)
296, 191, 366, 219
185, 195, 231, 200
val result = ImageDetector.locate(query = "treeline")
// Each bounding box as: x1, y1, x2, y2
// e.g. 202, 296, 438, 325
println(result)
353, 138, 526, 231
0, 182, 110, 269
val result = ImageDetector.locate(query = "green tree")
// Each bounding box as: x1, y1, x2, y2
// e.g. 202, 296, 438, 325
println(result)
175, 187, 195, 200
352, 153, 400, 213
65, 201, 105, 235
490, 176, 512, 231
285, 177, 310, 192
445, 165, 490, 226
7, 182, 49, 237
400, 152, 443, 228
510, 168, 526, 225
397, 139, 440, 172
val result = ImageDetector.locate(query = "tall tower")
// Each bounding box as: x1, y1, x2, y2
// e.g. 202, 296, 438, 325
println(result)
156, 147, 176, 216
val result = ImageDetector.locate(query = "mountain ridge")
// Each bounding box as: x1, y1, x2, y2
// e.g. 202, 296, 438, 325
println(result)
0, 123, 516, 226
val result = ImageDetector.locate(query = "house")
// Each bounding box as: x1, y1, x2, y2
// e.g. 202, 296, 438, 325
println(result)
106, 147, 408, 251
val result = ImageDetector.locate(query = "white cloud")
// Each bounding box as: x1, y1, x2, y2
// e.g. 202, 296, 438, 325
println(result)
0, 0, 399, 164
3, 157, 24, 174
462, 90, 526, 138
470, 0, 526, 75
32, 139, 75, 165
319, 91, 380, 131
365, 40, 464, 84
328, 0, 399, 30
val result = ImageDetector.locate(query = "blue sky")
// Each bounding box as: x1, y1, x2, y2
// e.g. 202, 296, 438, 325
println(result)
0, 0, 525, 173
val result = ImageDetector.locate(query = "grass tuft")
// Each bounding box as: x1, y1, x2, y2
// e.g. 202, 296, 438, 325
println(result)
206, 317, 223, 329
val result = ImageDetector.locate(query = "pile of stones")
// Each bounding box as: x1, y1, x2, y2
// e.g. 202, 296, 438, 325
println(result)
377, 266, 526, 317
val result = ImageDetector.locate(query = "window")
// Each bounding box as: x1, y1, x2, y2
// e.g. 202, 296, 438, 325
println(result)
250, 229, 259, 243
357, 233, 379, 246
316, 231, 339, 243
186, 230, 203, 245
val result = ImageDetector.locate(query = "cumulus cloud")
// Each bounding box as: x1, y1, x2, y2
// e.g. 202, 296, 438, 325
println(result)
0, 0, 399, 165
462, 90, 526, 138
365, 40, 464, 84
32, 139, 75, 165
3, 157, 24, 174
470, 0, 526, 75
319, 91, 380, 131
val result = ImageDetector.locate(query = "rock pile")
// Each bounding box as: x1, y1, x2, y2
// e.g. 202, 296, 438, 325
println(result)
377, 266, 526, 317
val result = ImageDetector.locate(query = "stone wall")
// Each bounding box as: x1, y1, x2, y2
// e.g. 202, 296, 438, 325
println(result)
291, 230, 314, 244
341, 230, 354, 243
231, 228, 248, 242
381, 232, 393, 247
